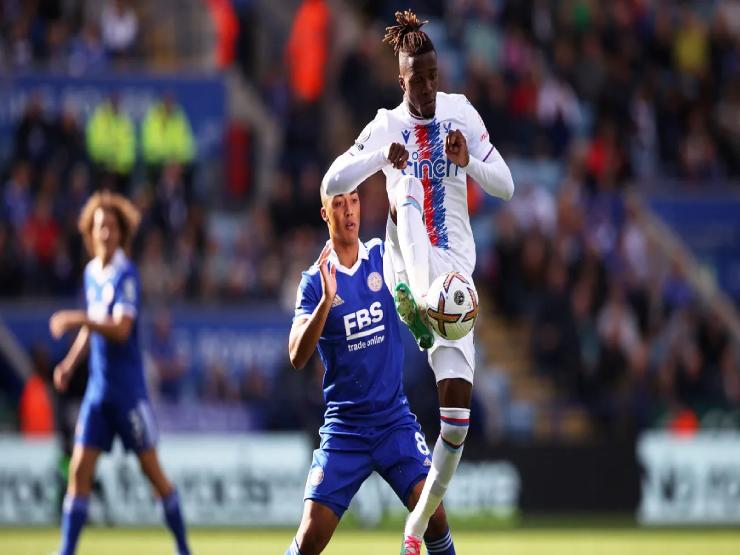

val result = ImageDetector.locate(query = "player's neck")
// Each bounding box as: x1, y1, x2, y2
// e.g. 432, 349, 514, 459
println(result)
331, 239, 359, 269
404, 98, 433, 120
95, 248, 115, 267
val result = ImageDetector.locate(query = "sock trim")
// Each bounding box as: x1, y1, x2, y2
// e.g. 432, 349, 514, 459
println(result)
63, 494, 90, 513
426, 529, 453, 552
440, 436, 464, 451
440, 415, 470, 426
290, 537, 303, 555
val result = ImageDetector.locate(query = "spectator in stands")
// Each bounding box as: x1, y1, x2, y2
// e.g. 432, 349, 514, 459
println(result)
3, 161, 33, 231
285, 0, 329, 105
0, 223, 24, 296
86, 93, 136, 194
100, 0, 138, 60
141, 94, 196, 187
532, 256, 580, 391
139, 229, 175, 300
149, 310, 187, 403
52, 106, 87, 179
151, 162, 189, 245
13, 94, 54, 165
68, 23, 107, 74
21, 193, 60, 292
282, 0, 330, 175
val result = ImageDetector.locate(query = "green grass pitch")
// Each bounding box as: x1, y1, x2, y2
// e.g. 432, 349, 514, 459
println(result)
2, 527, 740, 555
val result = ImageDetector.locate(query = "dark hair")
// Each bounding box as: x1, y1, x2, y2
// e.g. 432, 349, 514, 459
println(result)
383, 9, 434, 57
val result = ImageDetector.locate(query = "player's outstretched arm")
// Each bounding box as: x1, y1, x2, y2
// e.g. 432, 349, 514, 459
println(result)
289, 244, 337, 369
323, 143, 408, 196
52, 326, 90, 393
50, 309, 134, 343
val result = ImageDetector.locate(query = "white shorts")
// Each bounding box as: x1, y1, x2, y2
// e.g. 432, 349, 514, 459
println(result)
383, 218, 476, 384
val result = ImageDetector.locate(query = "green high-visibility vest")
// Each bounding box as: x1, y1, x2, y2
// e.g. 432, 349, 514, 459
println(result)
86, 102, 136, 174
141, 103, 196, 165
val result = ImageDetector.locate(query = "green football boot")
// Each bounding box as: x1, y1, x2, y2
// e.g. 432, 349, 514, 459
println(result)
394, 282, 434, 350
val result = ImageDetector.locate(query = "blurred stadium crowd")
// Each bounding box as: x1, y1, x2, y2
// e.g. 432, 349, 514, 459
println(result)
1, 0, 739, 441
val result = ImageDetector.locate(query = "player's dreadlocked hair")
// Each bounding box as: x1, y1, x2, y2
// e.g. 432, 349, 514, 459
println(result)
383, 9, 434, 57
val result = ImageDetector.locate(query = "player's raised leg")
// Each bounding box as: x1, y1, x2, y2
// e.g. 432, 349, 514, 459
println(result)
393, 175, 434, 349
58, 445, 100, 555
285, 500, 340, 555
404, 350, 472, 551
138, 448, 191, 555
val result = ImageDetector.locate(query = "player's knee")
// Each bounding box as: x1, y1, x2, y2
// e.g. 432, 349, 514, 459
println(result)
396, 175, 424, 213
439, 408, 471, 448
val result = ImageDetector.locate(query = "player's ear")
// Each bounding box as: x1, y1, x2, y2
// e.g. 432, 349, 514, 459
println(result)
320, 206, 328, 223
398, 74, 405, 93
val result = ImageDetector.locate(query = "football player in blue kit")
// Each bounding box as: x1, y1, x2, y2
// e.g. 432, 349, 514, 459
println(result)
49, 192, 190, 555
284, 187, 456, 555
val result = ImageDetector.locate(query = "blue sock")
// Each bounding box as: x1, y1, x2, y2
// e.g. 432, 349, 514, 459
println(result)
162, 490, 190, 555
425, 528, 455, 554
285, 537, 303, 555
59, 495, 89, 555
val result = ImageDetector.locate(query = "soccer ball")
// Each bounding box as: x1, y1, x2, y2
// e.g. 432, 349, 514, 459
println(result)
425, 271, 479, 340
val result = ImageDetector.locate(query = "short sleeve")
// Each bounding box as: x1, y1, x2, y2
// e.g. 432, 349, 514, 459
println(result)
113, 270, 139, 319
346, 111, 388, 157
294, 271, 320, 321
462, 96, 495, 162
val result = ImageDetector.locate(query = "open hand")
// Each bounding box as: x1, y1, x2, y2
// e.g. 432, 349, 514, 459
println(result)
317, 242, 337, 304
53, 361, 73, 392
445, 129, 469, 167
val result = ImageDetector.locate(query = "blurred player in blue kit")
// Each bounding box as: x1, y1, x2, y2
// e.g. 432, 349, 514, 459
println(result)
285, 187, 456, 555
49, 192, 191, 555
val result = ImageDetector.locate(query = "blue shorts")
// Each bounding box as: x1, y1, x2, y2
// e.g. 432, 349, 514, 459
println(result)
76, 396, 159, 453
304, 420, 431, 518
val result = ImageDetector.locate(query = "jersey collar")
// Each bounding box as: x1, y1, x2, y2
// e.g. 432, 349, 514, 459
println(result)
328, 240, 368, 276
89, 248, 127, 284
400, 98, 436, 125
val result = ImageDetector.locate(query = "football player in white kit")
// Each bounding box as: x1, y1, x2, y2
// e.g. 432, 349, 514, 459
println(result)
322, 10, 514, 555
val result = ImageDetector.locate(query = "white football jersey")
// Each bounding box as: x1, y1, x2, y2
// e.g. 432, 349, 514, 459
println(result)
347, 92, 495, 275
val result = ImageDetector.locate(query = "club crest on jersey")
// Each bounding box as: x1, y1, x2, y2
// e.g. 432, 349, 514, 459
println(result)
309, 466, 324, 487
401, 129, 411, 144
367, 271, 383, 292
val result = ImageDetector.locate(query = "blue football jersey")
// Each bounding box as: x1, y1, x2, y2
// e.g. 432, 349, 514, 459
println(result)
83, 248, 147, 403
294, 238, 413, 431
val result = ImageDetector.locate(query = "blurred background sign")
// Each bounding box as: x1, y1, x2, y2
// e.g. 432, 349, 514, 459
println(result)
638, 432, 740, 525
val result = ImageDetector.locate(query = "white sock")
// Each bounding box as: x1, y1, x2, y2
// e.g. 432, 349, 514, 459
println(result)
396, 176, 430, 304
406, 407, 470, 538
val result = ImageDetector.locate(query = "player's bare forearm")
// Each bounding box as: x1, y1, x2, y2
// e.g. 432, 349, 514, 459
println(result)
62, 326, 90, 370
289, 299, 332, 369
